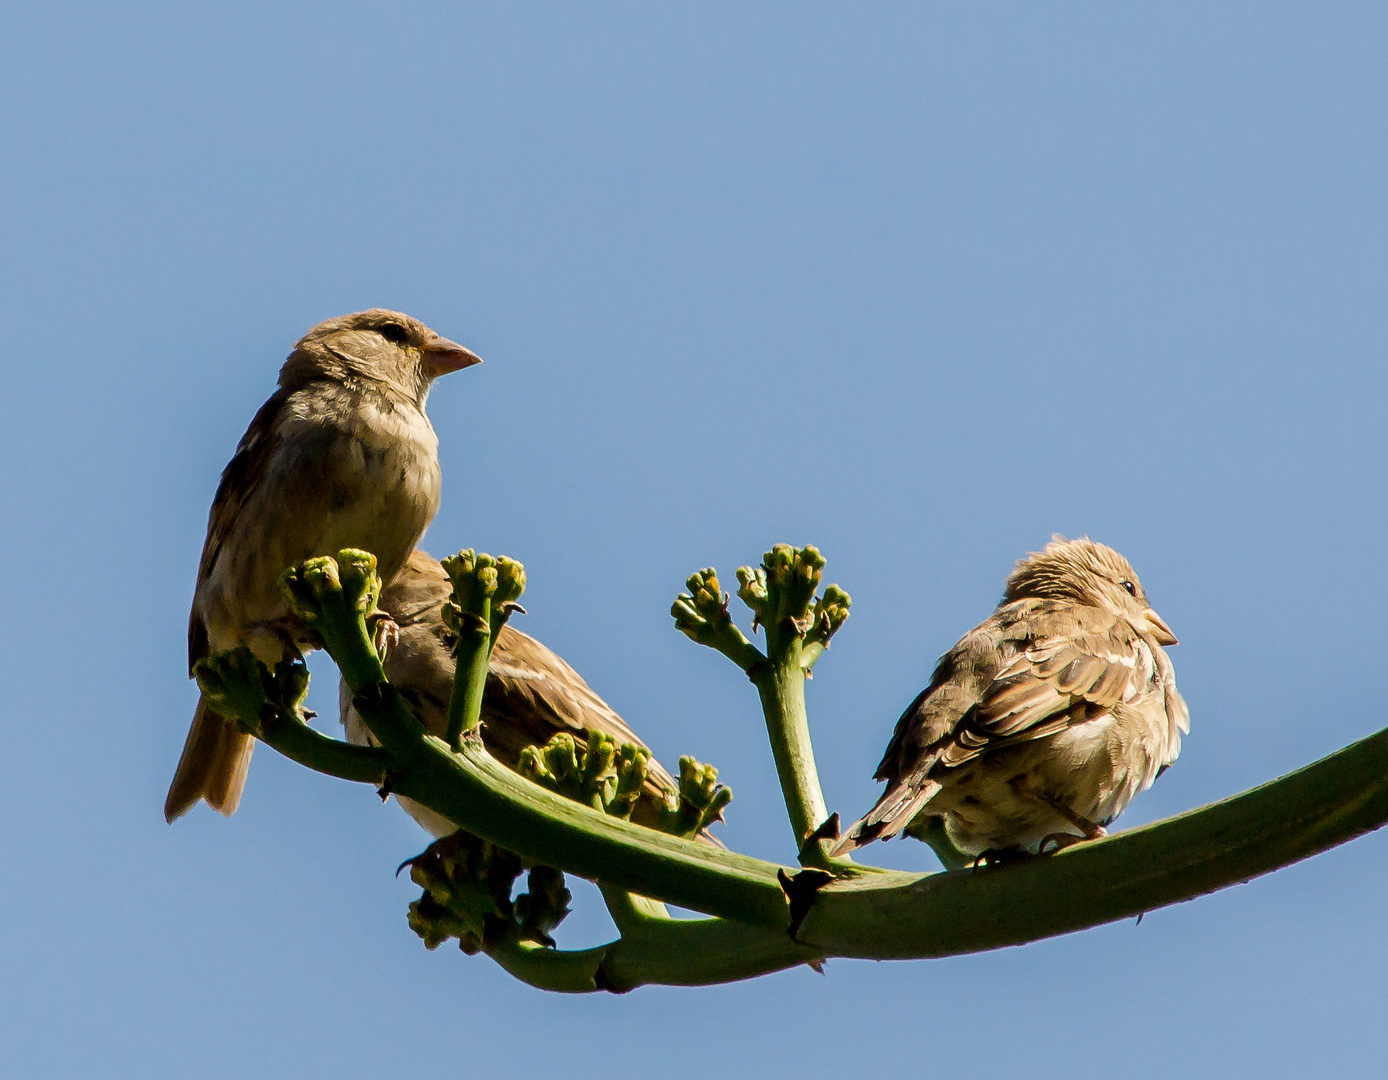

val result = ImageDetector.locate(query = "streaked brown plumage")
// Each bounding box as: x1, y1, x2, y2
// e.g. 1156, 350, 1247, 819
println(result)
340, 549, 695, 838
834, 536, 1188, 859
165, 311, 481, 823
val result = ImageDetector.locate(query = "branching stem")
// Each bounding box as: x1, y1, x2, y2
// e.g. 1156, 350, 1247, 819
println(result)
238, 548, 1388, 991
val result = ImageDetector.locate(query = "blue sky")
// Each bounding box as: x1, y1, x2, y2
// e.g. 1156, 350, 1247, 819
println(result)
3, 4, 1386, 1077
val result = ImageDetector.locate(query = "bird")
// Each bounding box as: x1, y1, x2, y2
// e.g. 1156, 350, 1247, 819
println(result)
165, 310, 481, 823
339, 549, 697, 839
833, 536, 1188, 860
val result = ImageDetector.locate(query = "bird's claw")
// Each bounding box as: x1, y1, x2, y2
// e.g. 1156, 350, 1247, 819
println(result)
367, 611, 400, 663
1037, 831, 1097, 855
971, 847, 1035, 869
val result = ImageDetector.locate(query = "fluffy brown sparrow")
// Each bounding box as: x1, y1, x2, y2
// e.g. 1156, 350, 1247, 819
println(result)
165, 310, 481, 823
834, 537, 1188, 859
339, 550, 693, 838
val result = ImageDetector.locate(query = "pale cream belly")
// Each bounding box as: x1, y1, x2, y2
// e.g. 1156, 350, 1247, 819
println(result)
197, 426, 440, 658
927, 717, 1161, 856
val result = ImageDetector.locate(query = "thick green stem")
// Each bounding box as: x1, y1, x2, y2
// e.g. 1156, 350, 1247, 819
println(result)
597, 914, 814, 991
281, 555, 793, 929
258, 709, 393, 785
354, 684, 793, 929
260, 551, 1388, 989
250, 625, 1388, 979
599, 884, 671, 931
799, 721, 1388, 957
445, 616, 491, 747
482, 939, 609, 993
481, 912, 816, 993
751, 652, 829, 852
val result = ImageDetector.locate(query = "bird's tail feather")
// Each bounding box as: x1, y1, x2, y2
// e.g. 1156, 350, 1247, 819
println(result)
164, 699, 255, 822
830, 778, 942, 856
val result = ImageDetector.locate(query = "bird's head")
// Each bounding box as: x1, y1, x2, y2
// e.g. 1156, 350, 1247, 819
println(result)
1002, 535, 1178, 646
282, 309, 482, 406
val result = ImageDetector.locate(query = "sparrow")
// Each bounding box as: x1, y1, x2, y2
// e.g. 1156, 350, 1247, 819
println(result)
834, 536, 1188, 860
339, 549, 695, 839
165, 310, 481, 823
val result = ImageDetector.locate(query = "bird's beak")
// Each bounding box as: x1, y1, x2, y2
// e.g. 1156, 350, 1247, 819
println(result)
1143, 608, 1178, 646
421, 335, 483, 377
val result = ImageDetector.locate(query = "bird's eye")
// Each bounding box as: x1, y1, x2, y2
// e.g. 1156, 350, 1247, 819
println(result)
379, 323, 409, 345
1121, 580, 1137, 596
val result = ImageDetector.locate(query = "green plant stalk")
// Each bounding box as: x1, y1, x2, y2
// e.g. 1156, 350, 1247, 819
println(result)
250, 632, 1388, 979
751, 649, 830, 852
256, 707, 393, 785
444, 613, 491, 747
488, 883, 820, 994
262, 699, 1388, 985
283, 557, 793, 929
481, 913, 816, 993
598, 884, 671, 932
269, 553, 1388, 984
800, 721, 1388, 957
366, 716, 792, 929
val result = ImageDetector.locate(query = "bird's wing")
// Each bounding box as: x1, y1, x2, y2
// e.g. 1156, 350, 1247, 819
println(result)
836, 600, 1144, 851
941, 602, 1144, 767
187, 389, 291, 672
486, 627, 681, 809
359, 552, 684, 826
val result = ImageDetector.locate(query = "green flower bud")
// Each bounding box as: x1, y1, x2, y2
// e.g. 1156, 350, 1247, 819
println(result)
542, 733, 581, 786
679, 756, 721, 808
582, 732, 618, 795
441, 549, 499, 614
334, 548, 383, 614
278, 555, 343, 623
655, 755, 734, 838
517, 745, 554, 787
735, 565, 769, 616
807, 583, 852, 648
514, 865, 572, 946
609, 744, 650, 819
192, 647, 272, 734
494, 556, 527, 608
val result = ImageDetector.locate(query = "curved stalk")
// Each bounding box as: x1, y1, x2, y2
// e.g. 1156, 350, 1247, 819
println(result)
365, 691, 794, 929
481, 913, 816, 993
257, 708, 394, 785
751, 652, 829, 851
244, 548, 1388, 991
800, 722, 1388, 956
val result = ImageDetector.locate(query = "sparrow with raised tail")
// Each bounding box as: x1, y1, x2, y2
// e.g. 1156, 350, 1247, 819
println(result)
339, 550, 696, 839
165, 311, 481, 822
834, 537, 1188, 859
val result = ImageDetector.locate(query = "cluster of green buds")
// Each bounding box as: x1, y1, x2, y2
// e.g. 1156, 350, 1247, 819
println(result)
404, 833, 571, 953
518, 732, 651, 820
511, 866, 572, 948
659, 756, 734, 839
736, 543, 825, 635
739, 545, 851, 659
439, 549, 527, 646
439, 549, 527, 746
279, 549, 382, 633
673, 544, 851, 672
671, 567, 765, 672
193, 649, 311, 736
519, 733, 732, 841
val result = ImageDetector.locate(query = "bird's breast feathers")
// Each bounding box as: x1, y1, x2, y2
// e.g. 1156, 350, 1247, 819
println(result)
194, 382, 441, 651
